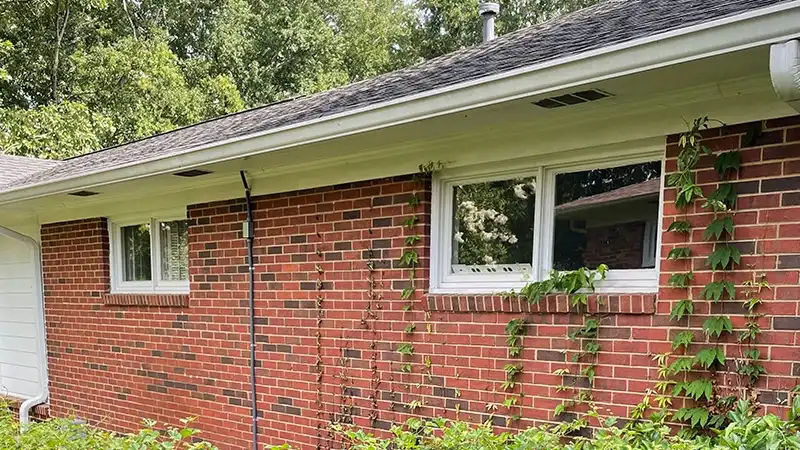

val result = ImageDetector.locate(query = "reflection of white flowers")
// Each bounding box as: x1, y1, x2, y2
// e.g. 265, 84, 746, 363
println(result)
508, 235, 518, 244
513, 184, 528, 199
454, 231, 464, 243
483, 255, 496, 264
495, 214, 508, 225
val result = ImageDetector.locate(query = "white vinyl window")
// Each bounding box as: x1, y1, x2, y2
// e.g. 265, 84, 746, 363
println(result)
431, 153, 664, 294
109, 216, 189, 293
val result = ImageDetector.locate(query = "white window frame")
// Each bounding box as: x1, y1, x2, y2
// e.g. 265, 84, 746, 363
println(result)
430, 148, 665, 294
109, 212, 189, 294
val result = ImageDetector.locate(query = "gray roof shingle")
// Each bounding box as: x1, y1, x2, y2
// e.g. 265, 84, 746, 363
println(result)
0, 0, 787, 194
0, 155, 61, 186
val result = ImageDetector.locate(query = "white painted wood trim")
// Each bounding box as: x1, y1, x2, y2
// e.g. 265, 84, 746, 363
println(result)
430, 141, 664, 294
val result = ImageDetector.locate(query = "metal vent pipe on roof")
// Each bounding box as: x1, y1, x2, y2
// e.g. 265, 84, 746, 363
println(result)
479, 2, 500, 42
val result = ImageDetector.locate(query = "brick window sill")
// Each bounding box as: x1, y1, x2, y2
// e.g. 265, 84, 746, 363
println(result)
425, 293, 656, 314
102, 293, 189, 307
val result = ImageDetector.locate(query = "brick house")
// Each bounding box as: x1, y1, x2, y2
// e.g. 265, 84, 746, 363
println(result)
0, 1, 799, 449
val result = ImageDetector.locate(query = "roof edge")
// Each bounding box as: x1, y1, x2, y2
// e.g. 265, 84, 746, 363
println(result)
2, 0, 800, 205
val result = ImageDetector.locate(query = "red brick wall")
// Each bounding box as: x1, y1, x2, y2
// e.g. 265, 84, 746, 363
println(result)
38, 116, 800, 450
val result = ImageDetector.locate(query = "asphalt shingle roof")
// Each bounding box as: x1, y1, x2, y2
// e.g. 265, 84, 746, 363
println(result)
0, 155, 61, 186
0, 0, 787, 194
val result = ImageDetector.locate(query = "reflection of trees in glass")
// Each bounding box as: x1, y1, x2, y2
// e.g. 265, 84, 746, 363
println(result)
160, 220, 188, 281
453, 178, 535, 265
122, 223, 151, 281
553, 161, 661, 270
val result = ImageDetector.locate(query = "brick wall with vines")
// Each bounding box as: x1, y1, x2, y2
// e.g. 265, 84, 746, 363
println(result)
36, 115, 800, 450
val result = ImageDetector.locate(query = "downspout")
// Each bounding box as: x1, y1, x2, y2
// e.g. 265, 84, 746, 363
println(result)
770, 39, 800, 112
239, 171, 259, 450
0, 226, 49, 425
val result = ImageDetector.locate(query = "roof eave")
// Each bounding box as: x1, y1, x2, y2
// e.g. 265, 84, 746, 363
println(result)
1, 0, 799, 206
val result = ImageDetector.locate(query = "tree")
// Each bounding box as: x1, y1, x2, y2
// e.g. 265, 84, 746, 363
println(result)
0, 101, 113, 158
69, 35, 242, 146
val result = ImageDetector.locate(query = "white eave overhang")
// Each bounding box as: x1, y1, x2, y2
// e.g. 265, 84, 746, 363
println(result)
1, 0, 800, 206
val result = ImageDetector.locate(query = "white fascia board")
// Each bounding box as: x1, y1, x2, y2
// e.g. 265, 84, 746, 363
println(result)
1, 1, 800, 206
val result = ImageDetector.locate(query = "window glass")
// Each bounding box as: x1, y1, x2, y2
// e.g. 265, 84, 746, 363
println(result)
159, 220, 189, 281
553, 161, 661, 271
451, 177, 535, 268
121, 223, 151, 281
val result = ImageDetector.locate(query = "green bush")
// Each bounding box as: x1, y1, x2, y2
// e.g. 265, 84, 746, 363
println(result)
312, 400, 800, 450
0, 402, 217, 449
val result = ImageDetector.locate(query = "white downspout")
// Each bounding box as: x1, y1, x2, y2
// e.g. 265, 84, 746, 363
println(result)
770, 39, 800, 112
0, 226, 49, 424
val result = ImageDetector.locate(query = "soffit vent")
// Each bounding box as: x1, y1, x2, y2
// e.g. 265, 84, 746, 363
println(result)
68, 190, 100, 197
533, 89, 613, 109
173, 169, 213, 178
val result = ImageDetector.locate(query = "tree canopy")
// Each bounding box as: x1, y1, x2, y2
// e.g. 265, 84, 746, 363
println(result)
0, 0, 598, 159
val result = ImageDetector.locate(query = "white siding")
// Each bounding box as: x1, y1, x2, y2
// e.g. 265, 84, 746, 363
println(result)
0, 234, 45, 399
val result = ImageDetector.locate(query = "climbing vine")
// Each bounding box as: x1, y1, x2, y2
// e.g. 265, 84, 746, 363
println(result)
504, 265, 608, 422
656, 117, 767, 432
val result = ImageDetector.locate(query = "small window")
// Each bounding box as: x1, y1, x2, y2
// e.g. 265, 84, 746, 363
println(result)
110, 217, 189, 293
431, 155, 663, 294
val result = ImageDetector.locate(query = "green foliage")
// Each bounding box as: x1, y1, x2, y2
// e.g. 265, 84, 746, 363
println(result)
706, 244, 741, 271
674, 378, 714, 402
704, 183, 737, 212
519, 265, 608, 305
397, 343, 414, 356
671, 330, 694, 350
668, 273, 694, 289
327, 404, 800, 450
667, 356, 695, 376
667, 220, 692, 233
669, 299, 694, 321
694, 347, 725, 369
0, 403, 216, 449
504, 318, 526, 357
667, 247, 691, 260
704, 216, 734, 241
673, 407, 710, 429
702, 316, 733, 338
699, 280, 735, 302
0, 101, 113, 158
714, 151, 741, 178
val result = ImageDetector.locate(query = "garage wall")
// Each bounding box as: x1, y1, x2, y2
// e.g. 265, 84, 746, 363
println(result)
0, 230, 46, 401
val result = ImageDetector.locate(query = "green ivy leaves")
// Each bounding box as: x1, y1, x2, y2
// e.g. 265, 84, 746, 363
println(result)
670, 299, 694, 321
702, 316, 733, 338
714, 151, 741, 178
695, 347, 725, 369
704, 216, 734, 240
667, 220, 692, 233
706, 244, 741, 271
700, 280, 736, 302
668, 247, 691, 260
673, 378, 713, 402
672, 330, 694, 350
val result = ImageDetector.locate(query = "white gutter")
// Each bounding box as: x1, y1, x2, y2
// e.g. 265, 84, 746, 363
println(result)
1, 1, 799, 205
770, 39, 800, 112
0, 226, 49, 424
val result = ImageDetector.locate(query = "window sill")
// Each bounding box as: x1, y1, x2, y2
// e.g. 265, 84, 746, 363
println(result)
102, 293, 189, 307
425, 292, 656, 315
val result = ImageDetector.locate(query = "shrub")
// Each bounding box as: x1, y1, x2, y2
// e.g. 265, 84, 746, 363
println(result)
301, 400, 800, 450
0, 402, 217, 449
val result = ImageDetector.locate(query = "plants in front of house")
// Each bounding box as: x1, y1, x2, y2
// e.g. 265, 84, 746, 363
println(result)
313, 397, 800, 450
0, 403, 216, 449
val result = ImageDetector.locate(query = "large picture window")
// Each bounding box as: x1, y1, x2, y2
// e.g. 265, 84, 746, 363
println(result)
110, 216, 189, 293
431, 153, 663, 294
